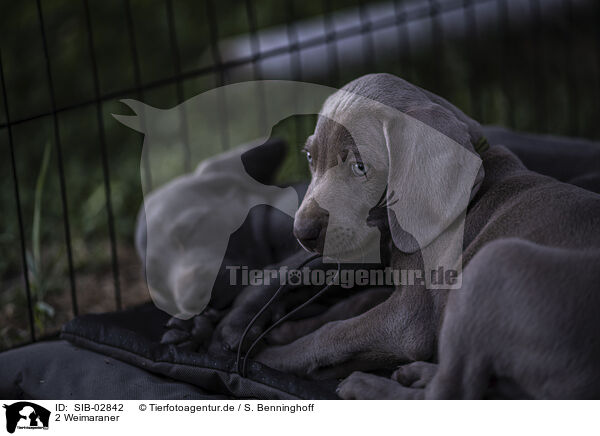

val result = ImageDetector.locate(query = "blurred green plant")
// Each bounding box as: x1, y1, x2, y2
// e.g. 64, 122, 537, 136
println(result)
25, 141, 56, 334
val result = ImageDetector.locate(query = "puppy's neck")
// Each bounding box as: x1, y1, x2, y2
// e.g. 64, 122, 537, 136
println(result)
468, 145, 529, 208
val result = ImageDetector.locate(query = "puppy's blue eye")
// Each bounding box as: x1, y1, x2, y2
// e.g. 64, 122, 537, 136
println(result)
351, 162, 367, 177
306, 151, 313, 164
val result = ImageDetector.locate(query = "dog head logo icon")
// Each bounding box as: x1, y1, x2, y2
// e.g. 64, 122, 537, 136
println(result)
3, 402, 50, 434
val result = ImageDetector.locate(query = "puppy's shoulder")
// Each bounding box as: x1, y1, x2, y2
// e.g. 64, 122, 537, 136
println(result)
469, 145, 600, 248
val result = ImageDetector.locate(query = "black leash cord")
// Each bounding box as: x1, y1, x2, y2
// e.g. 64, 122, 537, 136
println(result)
235, 253, 320, 374
240, 260, 341, 377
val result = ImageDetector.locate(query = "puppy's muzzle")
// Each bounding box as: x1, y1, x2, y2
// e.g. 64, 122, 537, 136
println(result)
293, 199, 328, 253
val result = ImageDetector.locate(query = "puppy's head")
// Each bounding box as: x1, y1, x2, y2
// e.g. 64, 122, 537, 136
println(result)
294, 74, 485, 263
294, 115, 388, 261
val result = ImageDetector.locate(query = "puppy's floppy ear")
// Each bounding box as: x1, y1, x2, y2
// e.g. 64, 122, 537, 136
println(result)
382, 103, 483, 254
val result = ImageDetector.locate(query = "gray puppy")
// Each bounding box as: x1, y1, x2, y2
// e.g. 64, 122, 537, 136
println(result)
252, 73, 600, 399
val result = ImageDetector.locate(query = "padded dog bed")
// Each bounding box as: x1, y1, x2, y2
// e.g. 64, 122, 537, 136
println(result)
0, 339, 221, 400
56, 303, 337, 400
0, 303, 336, 399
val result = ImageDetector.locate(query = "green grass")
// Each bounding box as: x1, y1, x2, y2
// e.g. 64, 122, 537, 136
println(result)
28, 141, 56, 334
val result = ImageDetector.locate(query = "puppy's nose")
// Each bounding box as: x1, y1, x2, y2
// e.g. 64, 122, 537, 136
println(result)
294, 199, 328, 252
294, 221, 321, 247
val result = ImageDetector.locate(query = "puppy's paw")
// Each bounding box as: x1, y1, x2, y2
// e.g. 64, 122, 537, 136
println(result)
391, 361, 437, 388
338, 371, 424, 400
214, 297, 302, 350
216, 321, 263, 352
212, 283, 278, 351
160, 314, 214, 352
265, 321, 302, 345
337, 372, 377, 400
160, 327, 191, 345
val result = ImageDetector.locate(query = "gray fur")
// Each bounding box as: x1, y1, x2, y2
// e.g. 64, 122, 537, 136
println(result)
254, 73, 600, 399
